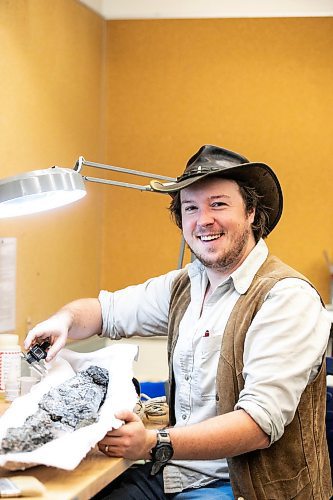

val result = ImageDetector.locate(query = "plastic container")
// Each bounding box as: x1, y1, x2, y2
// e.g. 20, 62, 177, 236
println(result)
19, 375, 38, 396
4, 377, 20, 402
0, 334, 21, 399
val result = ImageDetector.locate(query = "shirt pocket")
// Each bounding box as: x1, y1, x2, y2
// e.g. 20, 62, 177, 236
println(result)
194, 334, 223, 402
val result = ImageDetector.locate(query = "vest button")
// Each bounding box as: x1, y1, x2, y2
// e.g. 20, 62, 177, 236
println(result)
215, 394, 220, 401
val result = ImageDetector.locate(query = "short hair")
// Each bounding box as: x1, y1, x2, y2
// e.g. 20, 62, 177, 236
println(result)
169, 178, 271, 242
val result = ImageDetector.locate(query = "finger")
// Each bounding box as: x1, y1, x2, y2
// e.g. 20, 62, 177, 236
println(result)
98, 434, 122, 446
98, 441, 121, 456
98, 437, 112, 447
104, 444, 121, 455
24, 329, 48, 350
114, 410, 141, 423
45, 339, 66, 361
98, 441, 109, 450
105, 428, 126, 438
98, 442, 111, 455
106, 429, 120, 438
104, 446, 122, 457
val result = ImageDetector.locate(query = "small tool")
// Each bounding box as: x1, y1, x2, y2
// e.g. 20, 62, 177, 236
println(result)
0, 476, 46, 497
21, 340, 50, 377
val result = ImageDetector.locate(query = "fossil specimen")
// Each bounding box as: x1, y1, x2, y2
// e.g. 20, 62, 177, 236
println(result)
0, 365, 109, 454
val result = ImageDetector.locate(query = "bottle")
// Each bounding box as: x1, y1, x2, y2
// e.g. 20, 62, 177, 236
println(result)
0, 334, 21, 400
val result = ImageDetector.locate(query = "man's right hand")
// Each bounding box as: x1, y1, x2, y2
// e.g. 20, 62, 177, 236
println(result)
24, 310, 72, 362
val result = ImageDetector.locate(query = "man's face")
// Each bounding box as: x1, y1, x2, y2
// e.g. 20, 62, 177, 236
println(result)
180, 177, 256, 275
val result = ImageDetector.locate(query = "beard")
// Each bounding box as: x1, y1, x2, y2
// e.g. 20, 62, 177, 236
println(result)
188, 226, 252, 272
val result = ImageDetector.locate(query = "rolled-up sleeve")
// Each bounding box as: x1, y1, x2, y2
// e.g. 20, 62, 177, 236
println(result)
98, 269, 181, 339
235, 278, 331, 444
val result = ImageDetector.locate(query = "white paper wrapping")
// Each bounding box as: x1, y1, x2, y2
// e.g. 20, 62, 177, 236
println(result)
0, 343, 139, 471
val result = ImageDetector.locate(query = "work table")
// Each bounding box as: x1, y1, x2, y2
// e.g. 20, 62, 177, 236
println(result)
0, 401, 167, 499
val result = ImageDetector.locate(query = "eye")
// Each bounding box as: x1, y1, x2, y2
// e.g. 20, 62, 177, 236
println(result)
211, 201, 227, 208
183, 204, 197, 213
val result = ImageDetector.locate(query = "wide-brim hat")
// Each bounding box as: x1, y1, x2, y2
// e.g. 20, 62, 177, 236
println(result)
150, 144, 283, 235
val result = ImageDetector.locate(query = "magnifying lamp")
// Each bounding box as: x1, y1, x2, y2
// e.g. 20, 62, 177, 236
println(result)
0, 156, 186, 267
0, 156, 176, 218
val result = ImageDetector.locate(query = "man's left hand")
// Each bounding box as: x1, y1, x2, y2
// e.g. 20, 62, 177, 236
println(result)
98, 410, 157, 461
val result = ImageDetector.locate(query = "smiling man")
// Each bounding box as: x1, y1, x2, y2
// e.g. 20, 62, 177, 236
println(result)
25, 145, 332, 499
180, 177, 256, 283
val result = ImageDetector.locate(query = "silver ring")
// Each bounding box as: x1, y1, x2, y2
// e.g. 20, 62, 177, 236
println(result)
105, 445, 109, 453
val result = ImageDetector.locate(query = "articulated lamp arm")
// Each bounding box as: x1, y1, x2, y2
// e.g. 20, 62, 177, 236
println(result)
74, 156, 176, 192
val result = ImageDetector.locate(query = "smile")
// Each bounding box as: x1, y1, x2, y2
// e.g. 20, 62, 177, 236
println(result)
198, 233, 223, 242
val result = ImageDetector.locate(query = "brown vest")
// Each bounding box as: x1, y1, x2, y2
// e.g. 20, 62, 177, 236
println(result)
167, 255, 333, 499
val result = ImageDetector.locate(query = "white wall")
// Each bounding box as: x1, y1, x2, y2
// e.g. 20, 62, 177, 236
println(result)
78, 0, 333, 19
69, 336, 168, 382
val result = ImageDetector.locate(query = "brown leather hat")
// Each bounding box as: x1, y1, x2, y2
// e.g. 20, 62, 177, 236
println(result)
150, 144, 283, 235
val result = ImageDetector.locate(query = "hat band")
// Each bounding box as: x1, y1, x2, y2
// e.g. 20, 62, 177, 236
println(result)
177, 165, 222, 182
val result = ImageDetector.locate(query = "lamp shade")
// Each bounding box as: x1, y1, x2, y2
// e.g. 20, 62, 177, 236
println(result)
0, 167, 86, 218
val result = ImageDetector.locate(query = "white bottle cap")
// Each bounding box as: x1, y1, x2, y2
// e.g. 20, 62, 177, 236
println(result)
0, 334, 19, 348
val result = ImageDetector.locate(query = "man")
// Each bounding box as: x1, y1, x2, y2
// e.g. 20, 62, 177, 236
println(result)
25, 145, 332, 499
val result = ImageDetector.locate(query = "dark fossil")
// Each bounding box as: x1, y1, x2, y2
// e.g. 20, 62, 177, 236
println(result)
0, 365, 109, 454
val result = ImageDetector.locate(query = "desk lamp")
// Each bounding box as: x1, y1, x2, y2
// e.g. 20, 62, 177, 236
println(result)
0, 156, 186, 267
0, 156, 177, 217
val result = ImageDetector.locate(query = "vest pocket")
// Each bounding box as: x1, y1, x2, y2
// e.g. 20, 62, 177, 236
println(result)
262, 466, 310, 499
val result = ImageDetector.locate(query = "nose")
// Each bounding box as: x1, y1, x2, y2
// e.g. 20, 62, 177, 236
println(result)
196, 207, 215, 227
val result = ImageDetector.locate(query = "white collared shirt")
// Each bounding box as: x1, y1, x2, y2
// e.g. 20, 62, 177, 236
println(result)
99, 239, 331, 492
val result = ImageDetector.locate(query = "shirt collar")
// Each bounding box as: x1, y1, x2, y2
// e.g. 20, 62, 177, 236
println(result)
186, 239, 269, 295
230, 238, 268, 294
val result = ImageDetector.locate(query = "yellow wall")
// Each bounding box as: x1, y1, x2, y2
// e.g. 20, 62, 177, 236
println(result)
103, 18, 333, 301
0, 0, 105, 342
1, 6, 333, 346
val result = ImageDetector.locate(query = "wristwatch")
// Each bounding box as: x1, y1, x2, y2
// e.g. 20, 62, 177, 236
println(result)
150, 429, 174, 475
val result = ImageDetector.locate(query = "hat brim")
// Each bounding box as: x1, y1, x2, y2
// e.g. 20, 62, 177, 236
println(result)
150, 162, 283, 235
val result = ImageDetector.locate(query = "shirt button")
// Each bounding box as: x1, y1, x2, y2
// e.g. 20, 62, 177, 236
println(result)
182, 414, 187, 420
185, 374, 189, 381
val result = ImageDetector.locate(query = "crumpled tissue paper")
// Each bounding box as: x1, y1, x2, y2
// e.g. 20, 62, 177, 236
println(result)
0, 343, 139, 471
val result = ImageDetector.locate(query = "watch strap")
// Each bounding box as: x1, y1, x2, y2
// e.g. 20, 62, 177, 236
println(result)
156, 429, 171, 445
151, 460, 163, 476
150, 429, 173, 476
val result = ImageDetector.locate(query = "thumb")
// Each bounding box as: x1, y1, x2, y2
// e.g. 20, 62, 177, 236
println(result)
115, 410, 141, 423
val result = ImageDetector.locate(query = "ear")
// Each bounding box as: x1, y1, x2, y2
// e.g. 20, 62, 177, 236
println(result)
248, 207, 255, 224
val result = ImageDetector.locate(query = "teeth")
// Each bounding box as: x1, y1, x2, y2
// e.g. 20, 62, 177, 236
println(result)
200, 234, 222, 241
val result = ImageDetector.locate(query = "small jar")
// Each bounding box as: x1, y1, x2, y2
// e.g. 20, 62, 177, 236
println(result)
0, 334, 21, 397
4, 377, 20, 402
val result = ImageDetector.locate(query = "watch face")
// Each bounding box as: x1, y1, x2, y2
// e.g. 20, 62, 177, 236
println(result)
155, 444, 173, 462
